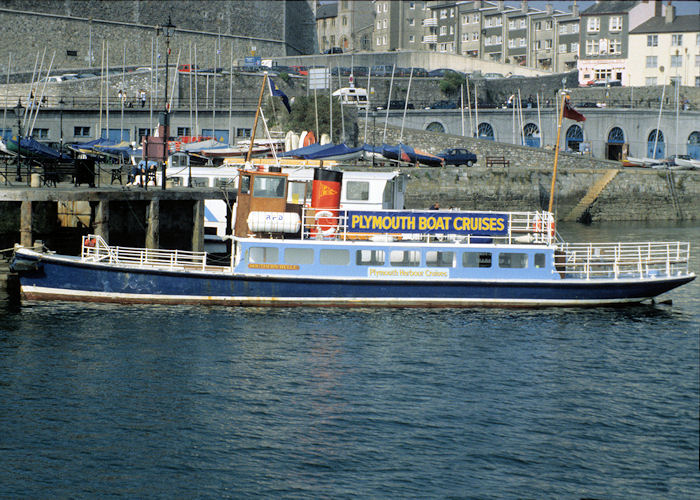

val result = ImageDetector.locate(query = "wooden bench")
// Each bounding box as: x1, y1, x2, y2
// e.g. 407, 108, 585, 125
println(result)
486, 156, 510, 168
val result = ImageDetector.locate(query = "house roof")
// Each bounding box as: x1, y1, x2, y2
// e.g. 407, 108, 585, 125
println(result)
580, 1, 639, 16
316, 2, 337, 20
630, 14, 700, 34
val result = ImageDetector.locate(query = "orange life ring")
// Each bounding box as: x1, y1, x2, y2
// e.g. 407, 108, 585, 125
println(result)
84, 237, 96, 247
314, 210, 337, 236
532, 215, 543, 233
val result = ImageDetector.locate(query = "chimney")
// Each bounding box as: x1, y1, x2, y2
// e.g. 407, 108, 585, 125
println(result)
521, 0, 528, 14
572, 0, 579, 17
665, 1, 675, 23
546, 2, 553, 15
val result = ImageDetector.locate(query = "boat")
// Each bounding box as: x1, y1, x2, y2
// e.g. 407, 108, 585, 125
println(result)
669, 155, 700, 170
6, 135, 71, 161
11, 166, 695, 307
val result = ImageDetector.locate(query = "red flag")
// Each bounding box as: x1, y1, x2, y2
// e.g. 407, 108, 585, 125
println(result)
563, 99, 586, 122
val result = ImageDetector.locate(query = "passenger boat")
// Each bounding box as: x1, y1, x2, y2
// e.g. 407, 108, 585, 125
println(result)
11, 166, 695, 307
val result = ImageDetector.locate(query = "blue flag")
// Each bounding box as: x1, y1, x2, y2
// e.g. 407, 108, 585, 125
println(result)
268, 77, 291, 113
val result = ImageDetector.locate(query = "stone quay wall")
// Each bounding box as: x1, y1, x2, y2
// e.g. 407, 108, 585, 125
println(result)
0, 0, 316, 76
371, 124, 700, 222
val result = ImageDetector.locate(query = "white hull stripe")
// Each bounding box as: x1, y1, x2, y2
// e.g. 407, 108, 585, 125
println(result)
21, 285, 648, 307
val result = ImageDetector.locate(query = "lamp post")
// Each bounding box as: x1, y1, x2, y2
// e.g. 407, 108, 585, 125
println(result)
162, 16, 175, 190
59, 97, 65, 155
14, 99, 24, 182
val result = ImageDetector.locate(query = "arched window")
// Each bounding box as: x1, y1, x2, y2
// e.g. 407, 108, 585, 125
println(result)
566, 125, 583, 152
477, 122, 494, 141
607, 127, 624, 144
686, 131, 699, 159
647, 129, 665, 159
523, 123, 540, 147
426, 122, 445, 133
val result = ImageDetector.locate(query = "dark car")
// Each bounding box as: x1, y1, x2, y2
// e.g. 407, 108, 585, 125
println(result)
375, 100, 415, 110
428, 68, 462, 78
430, 100, 458, 109
437, 148, 477, 167
324, 47, 343, 54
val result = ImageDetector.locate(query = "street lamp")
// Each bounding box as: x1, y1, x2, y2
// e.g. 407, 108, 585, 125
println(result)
58, 97, 65, 155
14, 99, 25, 182
162, 15, 175, 190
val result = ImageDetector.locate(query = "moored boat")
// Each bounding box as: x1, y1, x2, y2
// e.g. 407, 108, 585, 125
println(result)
11, 166, 695, 307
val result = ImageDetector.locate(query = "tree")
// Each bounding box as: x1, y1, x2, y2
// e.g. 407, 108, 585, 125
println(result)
439, 70, 466, 95
264, 94, 355, 143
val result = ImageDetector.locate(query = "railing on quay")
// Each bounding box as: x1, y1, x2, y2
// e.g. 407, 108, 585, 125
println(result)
81, 234, 231, 272
556, 241, 691, 280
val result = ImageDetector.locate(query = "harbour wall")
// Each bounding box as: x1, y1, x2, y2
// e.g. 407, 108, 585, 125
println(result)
376, 126, 700, 222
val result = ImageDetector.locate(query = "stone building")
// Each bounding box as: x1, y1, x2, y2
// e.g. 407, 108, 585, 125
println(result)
315, 0, 375, 54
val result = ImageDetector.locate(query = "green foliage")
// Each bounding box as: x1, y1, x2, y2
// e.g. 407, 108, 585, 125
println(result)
439, 70, 467, 95
264, 94, 344, 139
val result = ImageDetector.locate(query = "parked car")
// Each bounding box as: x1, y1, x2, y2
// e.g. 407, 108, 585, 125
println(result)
324, 47, 343, 54
371, 65, 395, 76
376, 100, 415, 110
428, 68, 460, 78
437, 148, 477, 167
177, 64, 200, 73
78, 73, 98, 79
61, 73, 79, 81
483, 73, 503, 79
429, 100, 458, 109
411, 67, 429, 77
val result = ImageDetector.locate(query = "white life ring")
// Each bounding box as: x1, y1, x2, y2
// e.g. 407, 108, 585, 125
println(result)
314, 210, 337, 236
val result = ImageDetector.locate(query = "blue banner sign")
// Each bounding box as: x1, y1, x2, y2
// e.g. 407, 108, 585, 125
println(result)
347, 211, 509, 235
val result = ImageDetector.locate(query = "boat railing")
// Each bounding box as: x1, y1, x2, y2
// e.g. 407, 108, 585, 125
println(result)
555, 241, 691, 280
299, 208, 558, 245
80, 234, 225, 272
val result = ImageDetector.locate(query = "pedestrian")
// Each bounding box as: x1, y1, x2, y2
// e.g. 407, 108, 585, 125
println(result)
430, 202, 440, 210
139, 89, 146, 108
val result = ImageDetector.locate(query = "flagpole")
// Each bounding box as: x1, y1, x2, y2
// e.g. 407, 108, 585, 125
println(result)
246, 72, 267, 163
548, 91, 567, 214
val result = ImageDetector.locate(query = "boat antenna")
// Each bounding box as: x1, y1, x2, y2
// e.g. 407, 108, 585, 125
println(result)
548, 90, 567, 214
246, 72, 268, 163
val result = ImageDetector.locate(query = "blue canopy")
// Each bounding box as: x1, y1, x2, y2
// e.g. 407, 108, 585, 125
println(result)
280, 142, 363, 160
6, 136, 71, 160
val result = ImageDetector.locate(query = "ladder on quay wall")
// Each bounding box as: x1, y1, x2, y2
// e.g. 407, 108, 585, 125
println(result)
563, 169, 619, 222
665, 170, 683, 220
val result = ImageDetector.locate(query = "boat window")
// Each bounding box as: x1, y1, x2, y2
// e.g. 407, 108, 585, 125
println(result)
389, 250, 420, 267
382, 181, 394, 207
426, 250, 455, 267
285, 248, 314, 265
356, 250, 385, 266
346, 181, 370, 201
191, 177, 209, 188
240, 175, 251, 194
288, 180, 309, 204
215, 177, 236, 188
167, 176, 183, 186
463, 251, 492, 268
248, 247, 279, 264
253, 175, 286, 198
534, 253, 546, 268
320, 249, 350, 265
498, 252, 528, 268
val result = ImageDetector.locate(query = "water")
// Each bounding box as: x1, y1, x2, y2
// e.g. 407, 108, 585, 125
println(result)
1, 222, 698, 499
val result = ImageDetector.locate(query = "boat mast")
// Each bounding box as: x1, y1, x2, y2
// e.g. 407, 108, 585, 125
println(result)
246, 72, 268, 163
548, 91, 567, 214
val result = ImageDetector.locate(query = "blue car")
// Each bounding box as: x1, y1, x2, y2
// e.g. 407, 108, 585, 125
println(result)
437, 148, 477, 167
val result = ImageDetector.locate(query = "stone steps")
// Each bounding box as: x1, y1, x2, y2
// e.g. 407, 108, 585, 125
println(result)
563, 169, 619, 222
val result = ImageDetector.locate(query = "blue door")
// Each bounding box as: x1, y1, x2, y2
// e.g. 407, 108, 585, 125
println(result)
688, 131, 700, 160
566, 125, 583, 152
647, 130, 664, 159
101, 128, 130, 142
202, 129, 229, 144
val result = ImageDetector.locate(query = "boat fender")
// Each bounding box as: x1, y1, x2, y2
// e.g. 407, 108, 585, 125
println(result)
532, 214, 543, 233
84, 237, 96, 247
314, 210, 337, 236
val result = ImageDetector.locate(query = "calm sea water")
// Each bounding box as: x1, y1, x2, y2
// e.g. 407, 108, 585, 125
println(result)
1, 222, 698, 499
